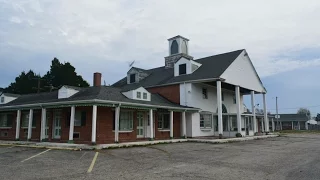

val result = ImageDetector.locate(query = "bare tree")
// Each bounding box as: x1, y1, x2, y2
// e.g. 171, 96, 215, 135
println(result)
297, 108, 311, 119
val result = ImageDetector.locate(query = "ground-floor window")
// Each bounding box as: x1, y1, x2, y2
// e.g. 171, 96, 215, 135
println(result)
0, 114, 13, 128
200, 113, 212, 129
158, 113, 170, 129
119, 111, 133, 131
21, 112, 36, 128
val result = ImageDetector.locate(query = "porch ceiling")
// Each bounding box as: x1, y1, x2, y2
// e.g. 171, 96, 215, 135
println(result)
204, 81, 253, 94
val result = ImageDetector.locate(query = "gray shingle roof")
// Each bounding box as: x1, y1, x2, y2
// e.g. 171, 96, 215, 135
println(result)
0, 86, 194, 109
112, 49, 244, 91
1, 93, 20, 97
276, 114, 308, 122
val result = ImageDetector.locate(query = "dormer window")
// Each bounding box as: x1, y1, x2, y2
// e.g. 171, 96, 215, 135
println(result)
0, 97, 4, 103
143, 92, 147, 99
130, 74, 136, 83
136, 92, 141, 99
179, 64, 186, 75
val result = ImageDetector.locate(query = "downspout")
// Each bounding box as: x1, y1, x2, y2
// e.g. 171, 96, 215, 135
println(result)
184, 82, 187, 106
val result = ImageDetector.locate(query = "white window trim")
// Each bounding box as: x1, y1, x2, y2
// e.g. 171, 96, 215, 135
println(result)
158, 113, 170, 130
200, 113, 213, 129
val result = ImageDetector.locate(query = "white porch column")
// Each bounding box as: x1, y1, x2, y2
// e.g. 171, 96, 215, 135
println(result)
292, 121, 294, 130
182, 111, 186, 138
217, 80, 223, 136
68, 106, 75, 143
15, 110, 21, 140
115, 106, 120, 142
91, 105, 97, 144
305, 121, 308, 130
27, 109, 33, 140
251, 91, 257, 133
235, 86, 241, 134
149, 109, 154, 140
298, 121, 301, 130
272, 118, 275, 132
280, 121, 283, 130
263, 93, 269, 132
261, 119, 264, 133
40, 108, 46, 141
170, 110, 174, 139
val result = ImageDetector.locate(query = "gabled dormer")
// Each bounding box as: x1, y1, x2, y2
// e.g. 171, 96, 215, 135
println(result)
122, 87, 151, 101
0, 93, 20, 104
127, 67, 149, 84
174, 57, 202, 76
58, 85, 80, 99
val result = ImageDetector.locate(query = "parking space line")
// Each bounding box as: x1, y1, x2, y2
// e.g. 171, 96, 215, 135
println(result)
21, 149, 51, 163
87, 152, 99, 173
6, 146, 15, 149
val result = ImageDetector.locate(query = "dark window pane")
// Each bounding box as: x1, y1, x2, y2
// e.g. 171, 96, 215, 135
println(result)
130, 74, 136, 83
171, 40, 178, 54
179, 64, 186, 75
81, 111, 86, 126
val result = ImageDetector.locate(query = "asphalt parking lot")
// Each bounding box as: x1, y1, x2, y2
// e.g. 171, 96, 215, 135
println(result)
1, 134, 320, 180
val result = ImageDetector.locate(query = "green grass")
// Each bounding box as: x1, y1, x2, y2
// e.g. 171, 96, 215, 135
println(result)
277, 130, 320, 134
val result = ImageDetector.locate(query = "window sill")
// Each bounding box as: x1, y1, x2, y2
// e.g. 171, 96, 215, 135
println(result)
158, 129, 170, 132
0, 127, 12, 129
200, 128, 212, 131
21, 127, 36, 129
112, 130, 134, 133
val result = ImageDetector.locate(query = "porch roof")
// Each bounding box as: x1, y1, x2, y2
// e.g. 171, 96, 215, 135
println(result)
0, 86, 199, 112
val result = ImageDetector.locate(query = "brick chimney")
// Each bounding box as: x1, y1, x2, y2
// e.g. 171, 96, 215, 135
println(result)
93, 72, 102, 87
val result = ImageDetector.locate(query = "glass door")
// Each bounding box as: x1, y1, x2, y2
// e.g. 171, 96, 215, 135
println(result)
137, 113, 144, 138
53, 110, 61, 139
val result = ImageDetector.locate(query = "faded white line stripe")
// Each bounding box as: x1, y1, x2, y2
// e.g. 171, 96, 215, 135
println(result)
87, 152, 99, 173
21, 149, 51, 162
6, 146, 15, 149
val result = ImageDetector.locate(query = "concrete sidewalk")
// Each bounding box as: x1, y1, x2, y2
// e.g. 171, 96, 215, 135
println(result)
0, 134, 279, 150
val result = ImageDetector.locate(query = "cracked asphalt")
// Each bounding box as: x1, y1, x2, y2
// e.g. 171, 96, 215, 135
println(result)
0, 134, 320, 180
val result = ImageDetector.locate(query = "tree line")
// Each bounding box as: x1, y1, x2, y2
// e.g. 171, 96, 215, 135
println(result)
1, 58, 89, 94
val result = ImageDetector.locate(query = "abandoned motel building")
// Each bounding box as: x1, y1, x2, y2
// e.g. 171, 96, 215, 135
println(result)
0, 36, 276, 145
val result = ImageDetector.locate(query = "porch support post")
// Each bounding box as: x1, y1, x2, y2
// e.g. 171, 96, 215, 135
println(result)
15, 110, 21, 140
149, 109, 154, 140
236, 86, 241, 134
261, 119, 264, 133
298, 121, 301, 130
280, 121, 283, 130
217, 80, 223, 137
272, 118, 275, 132
292, 121, 294, 130
263, 93, 269, 133
251, 91, 257, 133
68, 106, 75, 143
40, 108, 46, 141
115, 106, 120, 143
305, 121, 308, 130
91, 105, 97, 144
182, 111, 186, 138
27, 109, 33, 141
170, 110, 174, 139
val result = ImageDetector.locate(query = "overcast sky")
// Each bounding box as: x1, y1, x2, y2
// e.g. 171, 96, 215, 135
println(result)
1, 0, 320, 116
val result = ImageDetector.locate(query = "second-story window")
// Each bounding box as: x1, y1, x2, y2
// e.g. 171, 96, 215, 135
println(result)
143, 92, 147, 99
202, 88, 208, 99
136, 92, 141, 99
179, 64, 186, 75
0, 97, 4, 103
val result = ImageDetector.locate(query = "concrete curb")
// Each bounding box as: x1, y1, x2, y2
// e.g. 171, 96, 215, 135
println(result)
0, 135, 279, 151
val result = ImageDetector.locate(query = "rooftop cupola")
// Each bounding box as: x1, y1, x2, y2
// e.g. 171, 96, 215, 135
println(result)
165, 35, 194, 68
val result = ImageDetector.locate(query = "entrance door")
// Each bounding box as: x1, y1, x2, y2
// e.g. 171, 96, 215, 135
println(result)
137, 113, 144, 138
53, 111, 62, 139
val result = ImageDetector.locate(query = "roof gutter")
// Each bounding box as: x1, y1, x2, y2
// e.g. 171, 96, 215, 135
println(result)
0, 99, 199, 111
145, 78, 221, 89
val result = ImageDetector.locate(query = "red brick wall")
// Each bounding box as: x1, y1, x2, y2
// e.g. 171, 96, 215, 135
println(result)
147, 84, 180, 104
0, 107, 182, 144
0, 111, 17, 141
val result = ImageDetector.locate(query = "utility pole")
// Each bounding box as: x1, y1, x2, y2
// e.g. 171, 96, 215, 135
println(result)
30, 74, 45, 93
